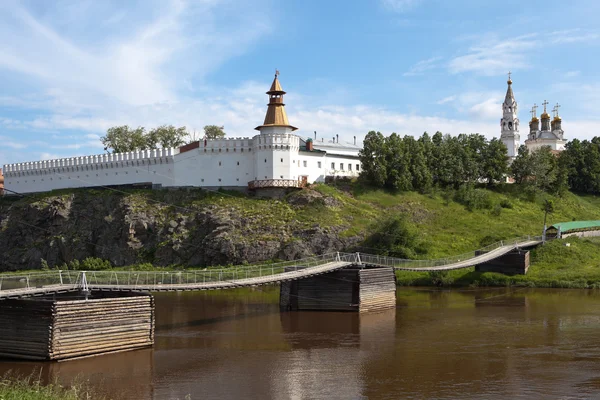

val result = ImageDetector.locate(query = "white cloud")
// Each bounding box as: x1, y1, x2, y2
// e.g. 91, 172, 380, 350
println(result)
403, 56, 442, 76
0, 0, 272, 109
381, 0, 423, 13
40, 152, 61, 161
449, 34, 537, 76
548, 29, 599, 44
437, 95, 456, 105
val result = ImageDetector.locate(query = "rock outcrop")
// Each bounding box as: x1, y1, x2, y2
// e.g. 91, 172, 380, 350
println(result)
0, 189, 361, 271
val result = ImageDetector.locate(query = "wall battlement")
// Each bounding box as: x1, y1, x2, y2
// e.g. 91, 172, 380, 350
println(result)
3, 148, 178, 177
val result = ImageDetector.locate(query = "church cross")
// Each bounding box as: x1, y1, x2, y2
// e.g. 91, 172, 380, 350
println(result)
555, 102, 561, 116
275, 69, 280, 77
508, 71, 512, 81
532, 103, 538, 117
542, 100, 549, 113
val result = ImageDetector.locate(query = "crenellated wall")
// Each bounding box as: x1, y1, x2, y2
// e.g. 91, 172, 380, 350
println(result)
2, 134, 362, 194
3, 148, 178, 194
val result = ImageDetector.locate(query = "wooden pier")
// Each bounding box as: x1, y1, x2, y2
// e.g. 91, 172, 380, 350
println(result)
279, 266, 396, 312
474, 250, 530, 275
0, 291, 154, 361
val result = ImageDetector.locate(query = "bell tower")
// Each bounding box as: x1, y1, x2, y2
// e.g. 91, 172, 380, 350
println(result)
500, 72, 520, 159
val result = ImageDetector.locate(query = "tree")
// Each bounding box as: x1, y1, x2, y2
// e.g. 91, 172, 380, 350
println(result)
530, 146, 559, 193
204, 125, 226, 139
384, 133, 412, 191
101, 126, 148, 153
511, 145, 532, 184
359, 131, 388, 187
147, 125, 188, 149
482, 138, 509, 185
542, 199, 555, 241
101, 125, 190, 153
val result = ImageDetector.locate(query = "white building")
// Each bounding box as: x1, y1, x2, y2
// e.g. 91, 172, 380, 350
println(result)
2, 73, 362, 195
500, 74, 566, 157
524, 100, 566, 152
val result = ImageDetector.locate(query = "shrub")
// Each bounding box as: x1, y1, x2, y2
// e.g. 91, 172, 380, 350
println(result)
428, 270, 454, 287
80, 257, 112, 271
499, 199, 514, 209
490, 204, 502, 217
454, 186, 493, 211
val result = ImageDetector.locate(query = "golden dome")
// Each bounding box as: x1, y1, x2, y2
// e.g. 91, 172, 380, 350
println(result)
553, 115, 562, 122
540, 112, 551, 119
530, 117, 539, 122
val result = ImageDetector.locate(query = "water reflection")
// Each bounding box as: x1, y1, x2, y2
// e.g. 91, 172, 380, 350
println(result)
2, 288, 600, 399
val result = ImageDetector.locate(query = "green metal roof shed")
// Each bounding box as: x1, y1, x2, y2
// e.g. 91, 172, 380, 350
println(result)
548, 221, 600, 233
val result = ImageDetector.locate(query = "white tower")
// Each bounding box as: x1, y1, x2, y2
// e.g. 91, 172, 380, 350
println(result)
252, 71, 300, 186
500, 72, 520, 159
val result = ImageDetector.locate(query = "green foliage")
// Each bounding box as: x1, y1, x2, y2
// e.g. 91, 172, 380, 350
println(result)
453, 186, 493, 211
0, 371, 103, 400
360, 131, 509, 192
101, 125, 189, 153
204, 125, 226, 139
499, 199, 514, 209
490, 204, 502, 217
58, 257, 112, 271
428, 270, 454, 287
562, 137, 600, 194
364, 216, 421, 258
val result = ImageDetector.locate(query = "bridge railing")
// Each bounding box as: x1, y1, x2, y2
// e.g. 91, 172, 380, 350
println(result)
0, 270, 82, 293
79, 252, 358, 288
360, 235, 543, 270
0, 253, 360, 295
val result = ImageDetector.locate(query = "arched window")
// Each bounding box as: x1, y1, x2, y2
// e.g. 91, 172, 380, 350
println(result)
508, 122, 512, 129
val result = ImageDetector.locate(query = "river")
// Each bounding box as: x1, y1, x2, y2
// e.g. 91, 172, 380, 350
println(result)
2, 287, 600, 399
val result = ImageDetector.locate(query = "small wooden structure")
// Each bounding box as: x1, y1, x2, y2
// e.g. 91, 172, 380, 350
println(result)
280, 266, 396, 312
0, 291, 154, 361
475, 250, 530, 275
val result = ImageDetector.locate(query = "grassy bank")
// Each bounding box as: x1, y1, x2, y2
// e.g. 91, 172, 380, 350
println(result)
396, 237, 600, 288
3, 183, 600, 287
0, 373, 102, 400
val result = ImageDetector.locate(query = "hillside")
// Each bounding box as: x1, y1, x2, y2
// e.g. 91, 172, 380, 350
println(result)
1, 183, 600, 273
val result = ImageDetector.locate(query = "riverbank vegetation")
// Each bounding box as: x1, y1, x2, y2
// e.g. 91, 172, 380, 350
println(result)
0, 372, 102, 400
3, 181, 600, 288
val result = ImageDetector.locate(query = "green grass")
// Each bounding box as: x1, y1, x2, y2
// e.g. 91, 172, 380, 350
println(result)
4, 182, 600, 287
0, 372, 102, 400
396, 236, 600, 288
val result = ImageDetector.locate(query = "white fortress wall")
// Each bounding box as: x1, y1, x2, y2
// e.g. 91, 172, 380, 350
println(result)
3, 148, 177, 194
174, 137, 255, 187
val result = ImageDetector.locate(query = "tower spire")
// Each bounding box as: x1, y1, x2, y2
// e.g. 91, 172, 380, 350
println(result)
500, 73, 520, 159
255, 71, 297, 131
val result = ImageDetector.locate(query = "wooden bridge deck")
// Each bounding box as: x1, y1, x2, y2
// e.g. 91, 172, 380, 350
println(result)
390, 240, 542, 271
0, 237, 544, 299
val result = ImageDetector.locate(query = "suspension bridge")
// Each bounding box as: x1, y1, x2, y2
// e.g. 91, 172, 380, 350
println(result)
0, 235, 542, 300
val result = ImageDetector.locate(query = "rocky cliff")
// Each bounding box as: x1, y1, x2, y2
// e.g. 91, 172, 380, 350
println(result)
0, 188, 362, 271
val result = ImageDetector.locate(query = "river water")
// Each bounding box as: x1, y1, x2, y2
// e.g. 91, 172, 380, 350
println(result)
2, 287, 600, 399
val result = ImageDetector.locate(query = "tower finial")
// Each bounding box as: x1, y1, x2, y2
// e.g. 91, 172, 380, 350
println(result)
507, 71, 512, 84
555, 102, 561, 117
542, 100, 549, 114
275, 69, 279, 77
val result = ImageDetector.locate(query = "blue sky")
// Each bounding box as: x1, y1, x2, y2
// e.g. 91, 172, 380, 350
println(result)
1, 0, 599, 165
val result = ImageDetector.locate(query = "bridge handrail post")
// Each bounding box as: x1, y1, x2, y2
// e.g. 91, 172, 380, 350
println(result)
336, 252, 341, 262
26, 276, 30, 289
356, 252, 361, 265
59, 270, 63, 285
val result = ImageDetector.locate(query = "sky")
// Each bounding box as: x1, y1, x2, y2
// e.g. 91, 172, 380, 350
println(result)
0, 0, 599, 165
